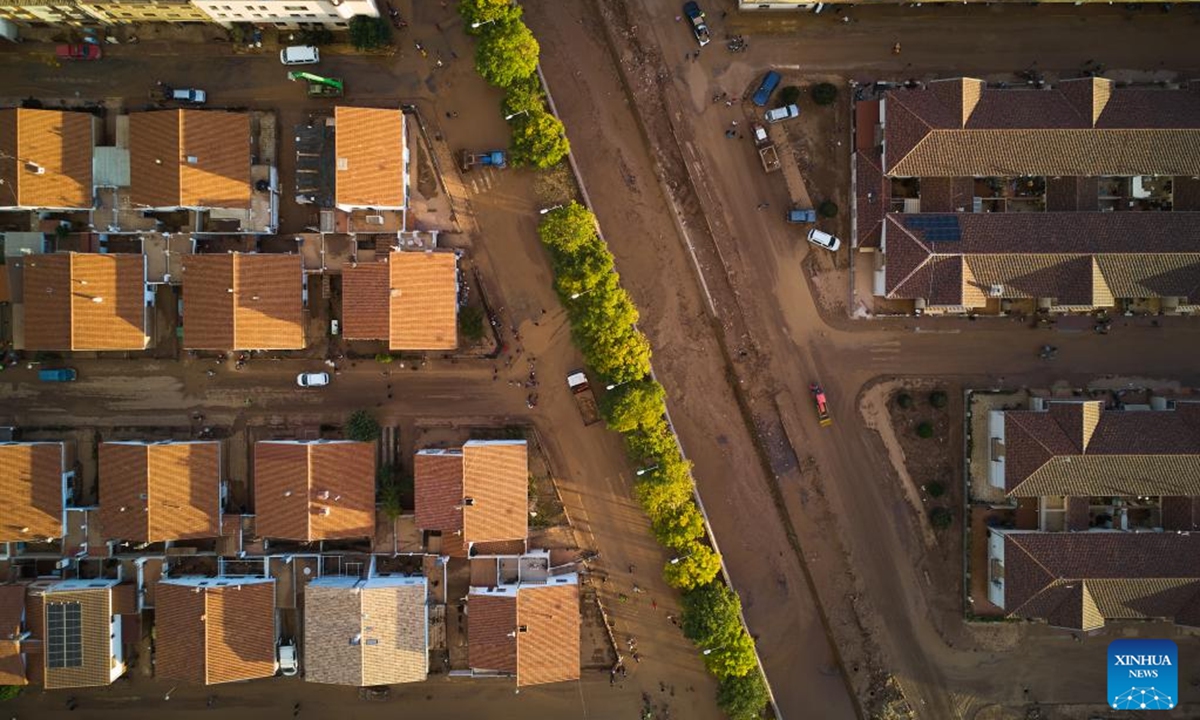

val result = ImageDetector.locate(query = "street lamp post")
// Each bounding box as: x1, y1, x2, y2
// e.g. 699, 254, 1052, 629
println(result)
635, 464, 659, 477
538, 204, 564, 215
606, 378, 635, 391
504, 109, 528, 121
470, 18, 496, 29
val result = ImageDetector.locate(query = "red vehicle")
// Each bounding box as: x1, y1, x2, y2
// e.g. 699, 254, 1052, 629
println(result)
56, 44, 102, 61
809, 383, 832, 427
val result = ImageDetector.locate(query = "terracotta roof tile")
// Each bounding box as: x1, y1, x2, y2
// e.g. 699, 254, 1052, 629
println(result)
183, 253, 303, 349
156, 580, 276, 685
99, 442, 221, 543
0, 585, 26, 686
0, 442, 64, 542
253, 441, 375, 541
22, 253, 147, 350
37, 585, 116, 689
516, 583, 580, 687
1162, 496, 1200, 531
334, 107, 406, 209
0, 109, 94, 209
414, 451, 463, 532
1002, 532, 1200, 630
468, 593, 516, 673
462, 441, 527, 546
304, 578, 427, 686
129, 110, 251, 209
388, 251, 457, 350
854, 152, 886, 249
341, 262, 389, 340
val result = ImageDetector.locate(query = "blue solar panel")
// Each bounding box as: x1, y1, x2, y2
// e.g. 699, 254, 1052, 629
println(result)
902, 215, 962, 242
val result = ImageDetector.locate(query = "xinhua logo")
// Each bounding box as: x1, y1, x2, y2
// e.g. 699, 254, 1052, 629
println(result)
1108, 639, 1177, 710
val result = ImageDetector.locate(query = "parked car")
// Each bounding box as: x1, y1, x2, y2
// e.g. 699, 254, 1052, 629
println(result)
167, 87, 206, 104
683, 2, 710, 47
787, 207, 817, 223
278, 641, 298, 677
765, 104, 800, 124
752, 71, 782, 107
280, 45, 320, 65
296, 372, 330, 387
38, 368, 77, 382
806, 228, 842, 252
56, 44, 102, 61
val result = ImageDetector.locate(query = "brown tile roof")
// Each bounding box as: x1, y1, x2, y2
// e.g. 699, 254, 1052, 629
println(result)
0, 108, 94, 209
155, 580, 276, 685
516, 582, 580, 687
414, 451, 464, 533
884, 78, 1200, 177
99, 442, 221, 543
884, 212, 1200, 306
1003, 401, 1200, 496
182, 253, 304, 349
388, 251, 457, 351
37, 585, 117, 689
0, 442, 64, 542
334, 106, 406, 209
1002, 532, 1200, 630
462, 441, 527, 546
854, 153, 886, 249
22, 253, 148, 350
1162, 496, 1200, 531
0, 585, 26, 686
253, 441, 375, 541
303, 578, 427, 686
467, 592, 517, 673
341, 262, 389, 340
129, 110, 251, 209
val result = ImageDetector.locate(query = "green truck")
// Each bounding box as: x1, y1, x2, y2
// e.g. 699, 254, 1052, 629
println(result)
287, 71, 344, 98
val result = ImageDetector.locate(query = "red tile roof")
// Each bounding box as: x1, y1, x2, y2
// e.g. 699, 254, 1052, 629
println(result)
22, 253, 147, 350
253, 441, 376, 541
182, 253, 304, 349
0, 109, 94, 209
414, 451, 463, 533
155, 580, 277, 685
0, 442, 64, 542
467, 593, 516, 673
98, 442, 221, 543
129, 110, 251, 209
334, 107, 406, 209
341, 262, 389, 340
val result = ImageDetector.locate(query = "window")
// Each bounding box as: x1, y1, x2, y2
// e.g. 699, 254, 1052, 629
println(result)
283, 4, 306, 9
334, 21, 346, 27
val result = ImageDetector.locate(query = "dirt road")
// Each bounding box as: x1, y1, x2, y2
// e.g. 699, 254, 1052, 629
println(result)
528, 1, 1200, 718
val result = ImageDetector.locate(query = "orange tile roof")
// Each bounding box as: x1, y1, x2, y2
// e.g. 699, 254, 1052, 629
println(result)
462, 441, 527, 546
0, 108, 94, 209
341, 262, 389, 340
155, 580, 276, 685
0, 585, 27, 686
388, 251, 457, 350
414, 451, 463, 533
516, 583, 580, 687
129, 110, 251, 209
99, 442, 221, 543
182, 253, 303, 349
37, 585, 117, 689
253, 441, 376, 541
0, 442, 64, 542
21, 253, 147, 350
334, 106, 406, 209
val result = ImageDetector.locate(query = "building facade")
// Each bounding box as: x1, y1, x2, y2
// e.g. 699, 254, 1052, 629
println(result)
191, 0, 377, 28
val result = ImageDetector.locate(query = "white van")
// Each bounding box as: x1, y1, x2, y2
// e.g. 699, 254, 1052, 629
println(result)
280, 45, 320, 65
764, 104, 800, 124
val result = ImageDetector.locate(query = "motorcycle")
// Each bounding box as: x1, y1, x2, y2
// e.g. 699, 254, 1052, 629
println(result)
415, 41, 427, 58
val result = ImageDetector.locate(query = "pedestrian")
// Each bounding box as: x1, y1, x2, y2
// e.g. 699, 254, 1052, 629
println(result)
731, 120, 738, 127
618, 593, 629, 603
675, 15, 682, 21
651, 599, 658, 610
892, 42, 902, 55
445, 111, 452, 119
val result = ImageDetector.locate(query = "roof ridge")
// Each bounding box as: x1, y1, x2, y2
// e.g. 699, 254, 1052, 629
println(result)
230, 252, 239, 346
306, 443, 314, 540
883, 218, 934, 295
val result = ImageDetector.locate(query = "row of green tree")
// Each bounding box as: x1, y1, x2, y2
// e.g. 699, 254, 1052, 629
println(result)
457, 0, 570, 168
538, 202, 769, 719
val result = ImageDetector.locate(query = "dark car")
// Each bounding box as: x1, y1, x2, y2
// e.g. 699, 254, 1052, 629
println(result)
752, 71, 782, 107
56, 44, 102, 61
683, 2, 710, 47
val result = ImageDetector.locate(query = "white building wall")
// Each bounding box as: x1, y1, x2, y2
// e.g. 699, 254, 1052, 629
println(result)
192, 0, 377, 28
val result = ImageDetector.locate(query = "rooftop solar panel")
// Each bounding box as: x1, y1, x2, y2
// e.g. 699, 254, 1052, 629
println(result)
47, 601, 83, 669
902, 214, 963, 242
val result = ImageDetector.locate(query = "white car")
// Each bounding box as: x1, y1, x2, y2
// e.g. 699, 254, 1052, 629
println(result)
278, 641, 298, 677
280, 45, 320, 65
296, 372, 330, 387
807, 228, 842, 252
765, 104, 800, 124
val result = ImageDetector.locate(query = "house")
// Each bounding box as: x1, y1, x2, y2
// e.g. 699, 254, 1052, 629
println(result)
0, 584, 28, 687
253, 440, 376, 542
191, 0, 378, 29
856, 78, 1200, 313
333, 106, 406, 213
18, 252, 150, 351
303, 575, 427, 686
468, 574, 580, 687
0, 441, 72, 545
0, 0, 207, 26
415, 440, 528, 556
0, 108, 97, 210
987, 399, 1200, 531
154, 577, 276, 684
98, 441, 222, 544
341, 250, 459, 350
24, 579, 128, 689
181, 252, 304, 349
986, 531, 1200, 630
